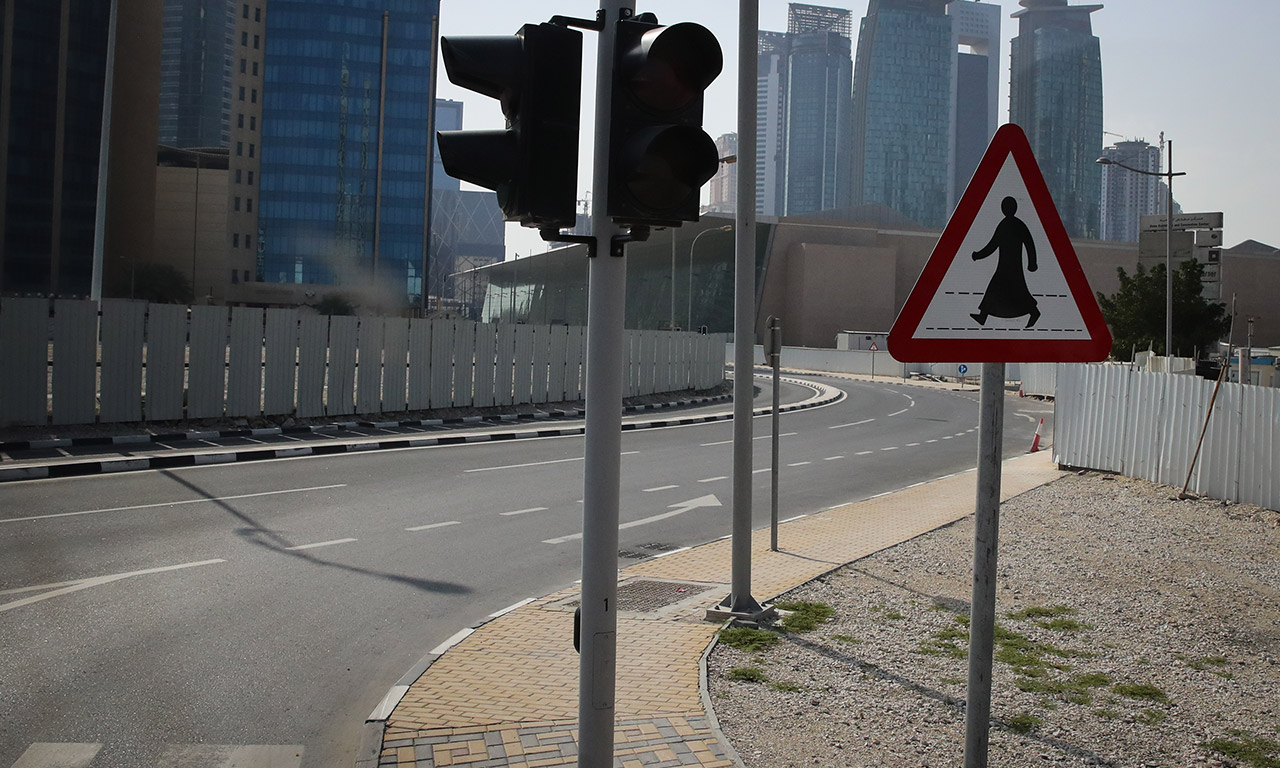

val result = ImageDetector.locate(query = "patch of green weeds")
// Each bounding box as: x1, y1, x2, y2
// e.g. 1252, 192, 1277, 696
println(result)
831, 634, 861, 645
1013, 671, 1111, 704
1005, 712, 1043, 734
1203, 731, 1280, 768
726, 666, 767, 683
882, 610, 906, 620
769, 681, 805, 693
1137, 708, 1168, 725
775, 601, 834, 633
1093, 708, 1120, 720
940, 676, 966, 685
1112, 682, 1169, 703
718, 626, 779, 652
1179, 654, 1232, 677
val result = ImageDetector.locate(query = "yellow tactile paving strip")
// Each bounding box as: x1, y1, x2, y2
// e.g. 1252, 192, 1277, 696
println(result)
380, 450, 1061, 767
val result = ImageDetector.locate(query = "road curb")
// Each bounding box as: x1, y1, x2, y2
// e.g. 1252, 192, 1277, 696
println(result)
0, 394, 734, 454
0, 379, 840, 484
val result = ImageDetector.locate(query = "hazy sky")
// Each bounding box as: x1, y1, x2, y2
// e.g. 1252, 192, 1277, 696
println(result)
435, 1, 1280, 258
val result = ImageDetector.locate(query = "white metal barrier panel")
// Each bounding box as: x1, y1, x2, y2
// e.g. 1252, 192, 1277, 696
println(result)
0, 299, 726, 427
1055, 363, 1279, 510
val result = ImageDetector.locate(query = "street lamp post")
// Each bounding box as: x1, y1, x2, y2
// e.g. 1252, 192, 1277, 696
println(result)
1097, 140, 1186, 356
688, 225, 732, 332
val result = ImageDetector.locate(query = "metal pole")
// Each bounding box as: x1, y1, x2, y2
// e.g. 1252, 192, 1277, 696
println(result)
578, 2, 627, 765
770, 316, 780, 552
963, 361, 1005, 768
421, 9, 440, 314
727, 0, 762, 614
1165, 139, 1173, 357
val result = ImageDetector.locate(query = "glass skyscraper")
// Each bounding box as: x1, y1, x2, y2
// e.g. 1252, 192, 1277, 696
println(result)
1009, 0, 1103, 240
851, 0, 954, 230
1099, 139, 1160, 243
783, 12, 853, 216
255, 0, 438, 298
159, 0, 235, 149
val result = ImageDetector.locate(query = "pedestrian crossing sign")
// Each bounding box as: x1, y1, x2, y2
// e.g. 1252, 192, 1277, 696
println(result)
887, 123, 1112, 363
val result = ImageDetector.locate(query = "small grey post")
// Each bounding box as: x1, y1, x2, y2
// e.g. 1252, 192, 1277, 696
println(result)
767, 316, 781, 551
963, 361, 1006, 768
726, 0, 762, 613
578, 1, 627, 765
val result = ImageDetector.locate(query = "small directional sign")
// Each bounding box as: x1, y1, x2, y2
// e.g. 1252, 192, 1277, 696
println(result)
888, 124, 1111, 363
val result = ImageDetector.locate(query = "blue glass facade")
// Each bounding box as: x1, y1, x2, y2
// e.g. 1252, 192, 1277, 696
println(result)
257, 0, 437, 296
851, 0, 953, 229
783, 31, 852, 216
1010, 1, 1103, 240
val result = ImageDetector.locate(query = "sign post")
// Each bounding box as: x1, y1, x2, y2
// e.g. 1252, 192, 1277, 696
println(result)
765, 316, 782, 551
888, 124, 1111, 767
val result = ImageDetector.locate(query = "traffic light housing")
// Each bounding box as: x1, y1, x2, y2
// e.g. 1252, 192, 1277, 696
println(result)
608, 17, 722, 226
436, 23, 582, 229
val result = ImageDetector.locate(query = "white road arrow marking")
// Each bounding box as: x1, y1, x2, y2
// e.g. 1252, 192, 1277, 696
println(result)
542, 494, 723, 545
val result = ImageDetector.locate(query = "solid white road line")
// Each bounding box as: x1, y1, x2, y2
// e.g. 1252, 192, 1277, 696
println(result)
11, 742, 102, 768
0, 484, 349, 525
405, 521, 461, 532
698, 476, 728, 483
0, 559, 225, 615
888, 408, 909, 417
751, 467, 770, 474
466, 451, 639, 473
787, 461, 812, 467
643, 485, 678, 492
285, 538, 356, 551
499, 507, 547, 517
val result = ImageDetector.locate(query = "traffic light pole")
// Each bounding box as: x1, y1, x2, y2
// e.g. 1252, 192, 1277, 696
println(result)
727, 0, 763, 615
578, 1, 628, 765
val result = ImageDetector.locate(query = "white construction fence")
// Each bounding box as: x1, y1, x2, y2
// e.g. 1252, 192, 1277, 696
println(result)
1055, 363, 1278, 510
0, 298, 726, 427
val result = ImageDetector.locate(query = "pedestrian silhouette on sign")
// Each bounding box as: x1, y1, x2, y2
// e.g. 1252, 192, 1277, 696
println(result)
969, 196, 1040, 328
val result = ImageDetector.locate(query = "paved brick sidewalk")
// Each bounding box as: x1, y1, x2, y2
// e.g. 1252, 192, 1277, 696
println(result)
374, 450, 1062, 767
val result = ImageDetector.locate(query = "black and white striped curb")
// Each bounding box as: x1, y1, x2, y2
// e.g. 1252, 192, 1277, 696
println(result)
0, 394, 731, 454
0, 380, 840, 484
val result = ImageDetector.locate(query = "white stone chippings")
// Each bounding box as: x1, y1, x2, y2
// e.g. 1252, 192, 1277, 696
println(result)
709, 472, 1280, 768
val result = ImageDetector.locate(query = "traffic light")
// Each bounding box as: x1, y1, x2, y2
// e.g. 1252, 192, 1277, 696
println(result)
608, 16, 722, 226
436, 23, 582, 229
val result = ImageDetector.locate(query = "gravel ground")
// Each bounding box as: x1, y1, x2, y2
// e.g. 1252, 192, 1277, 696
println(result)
709, 471, 1280, 767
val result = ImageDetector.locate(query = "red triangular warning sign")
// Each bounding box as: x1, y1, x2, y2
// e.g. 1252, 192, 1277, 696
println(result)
888, 124, 1112, 363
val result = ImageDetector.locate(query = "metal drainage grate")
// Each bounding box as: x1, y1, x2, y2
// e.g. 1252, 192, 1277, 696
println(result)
566, 580, 713, 613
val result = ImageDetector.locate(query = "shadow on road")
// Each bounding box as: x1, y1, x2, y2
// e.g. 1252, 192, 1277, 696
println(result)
161, 471, 472, 596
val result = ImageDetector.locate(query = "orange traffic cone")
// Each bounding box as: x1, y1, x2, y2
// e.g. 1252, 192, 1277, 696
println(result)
1028, 418, 1044, 453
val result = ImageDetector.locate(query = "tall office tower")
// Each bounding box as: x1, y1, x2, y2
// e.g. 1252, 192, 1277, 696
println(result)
1009, 0, 1103, 239
756, 30, 789, 217
783, 4, 853, 216
707, 133, 738, 213
433, 99, 463, 192
159, 0, 235, 149
851, 0, 954, 229
0, 0, 161, 298
947, 0, 1000, 206
247, 0, 441, 302
1099, 139, 1160, 242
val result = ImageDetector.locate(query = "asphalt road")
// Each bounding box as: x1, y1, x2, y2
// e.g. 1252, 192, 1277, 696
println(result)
0, 374, 1052, 768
